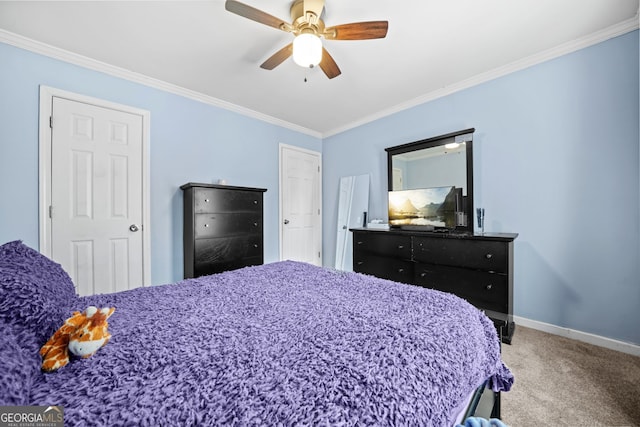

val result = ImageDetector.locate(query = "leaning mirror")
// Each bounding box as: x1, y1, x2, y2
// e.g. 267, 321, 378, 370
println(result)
385, 128, 474, 232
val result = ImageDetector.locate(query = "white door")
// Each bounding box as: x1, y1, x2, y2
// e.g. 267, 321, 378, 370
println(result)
279, 144, 322, 266
47, 95, 146, 296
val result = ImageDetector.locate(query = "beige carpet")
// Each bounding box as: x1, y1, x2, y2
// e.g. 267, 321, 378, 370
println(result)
500, 326, 640, 427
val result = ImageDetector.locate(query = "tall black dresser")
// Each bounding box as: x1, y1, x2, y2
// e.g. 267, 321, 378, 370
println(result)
181, 183, 267, 278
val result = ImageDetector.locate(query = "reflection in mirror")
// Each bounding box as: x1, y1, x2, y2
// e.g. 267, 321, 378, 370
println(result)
391, 143, 467, 194
386, 128, 474, 232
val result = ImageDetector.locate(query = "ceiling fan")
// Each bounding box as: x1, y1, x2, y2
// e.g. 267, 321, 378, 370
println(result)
225, 0, 388, 79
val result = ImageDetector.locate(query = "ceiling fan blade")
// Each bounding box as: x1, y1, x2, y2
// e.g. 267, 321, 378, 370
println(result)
324, 21, 388, 40
225, 0, 290, 32
319, 47, 341, 79
260, 43, 294, 70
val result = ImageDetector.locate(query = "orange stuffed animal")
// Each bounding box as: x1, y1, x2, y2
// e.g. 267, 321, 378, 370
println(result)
40, 306, 115, 372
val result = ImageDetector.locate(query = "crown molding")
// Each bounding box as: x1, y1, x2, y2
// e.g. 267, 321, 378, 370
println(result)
1, 15, 637, 141
0, 29, 322, 139
323, 16, 639, 138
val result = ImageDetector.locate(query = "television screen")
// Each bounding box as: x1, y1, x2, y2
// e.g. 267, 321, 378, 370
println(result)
388, 186, 458, 229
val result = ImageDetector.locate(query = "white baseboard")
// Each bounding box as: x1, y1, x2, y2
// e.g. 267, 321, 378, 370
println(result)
513, 316, 640, 357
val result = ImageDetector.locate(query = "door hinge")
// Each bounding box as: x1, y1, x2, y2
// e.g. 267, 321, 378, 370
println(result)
318, 251, 321, 258
48, 205, 53, 218
49, 116, 53, 128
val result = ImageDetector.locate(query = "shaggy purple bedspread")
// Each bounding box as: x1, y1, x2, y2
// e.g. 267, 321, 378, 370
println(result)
2, 243, 512, 426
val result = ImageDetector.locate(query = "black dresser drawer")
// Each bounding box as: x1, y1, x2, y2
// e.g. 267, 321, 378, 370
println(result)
353, 232, 411, 259
194, 236, 262, 268
354, 252, 413, 284
194, 213, 262, 238
414, 237, 507, 273
414, 263, 508, 313
195, 256, 263, 277
194, 188, 263, 213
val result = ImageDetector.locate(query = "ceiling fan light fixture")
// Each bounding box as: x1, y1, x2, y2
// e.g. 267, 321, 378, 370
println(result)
293, 33, 322, 68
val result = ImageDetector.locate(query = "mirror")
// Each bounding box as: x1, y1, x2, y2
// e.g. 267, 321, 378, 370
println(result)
385, 128, 474, 232
335, 174, 370, 271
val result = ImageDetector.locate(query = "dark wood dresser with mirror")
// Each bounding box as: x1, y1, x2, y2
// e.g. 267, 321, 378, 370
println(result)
352, 128, 517, 343
181, 183, 266, 279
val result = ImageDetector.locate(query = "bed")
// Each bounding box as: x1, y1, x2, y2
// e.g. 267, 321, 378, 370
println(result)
0, 240, 513, 426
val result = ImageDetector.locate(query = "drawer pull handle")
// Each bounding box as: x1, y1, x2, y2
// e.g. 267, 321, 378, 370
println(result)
485, 253, 493, 259
357, 241, 363, 245
204, 199, 209, 203
486, 284, 493, 290
397, 245, 404, 249
253, 200, 258, 204
254, 244, 259, 248
398, 268, 404, 273
420, 272, 427, 277
254, 222, 258, 226
357, 261, 364, 265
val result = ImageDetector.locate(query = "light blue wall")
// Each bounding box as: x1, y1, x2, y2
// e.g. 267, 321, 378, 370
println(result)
323, 31, 640, 345
1, 31, 638, 346
0, 42, 321, 285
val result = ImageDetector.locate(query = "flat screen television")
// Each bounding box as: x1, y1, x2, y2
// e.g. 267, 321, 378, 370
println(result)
388, 186, 460, 229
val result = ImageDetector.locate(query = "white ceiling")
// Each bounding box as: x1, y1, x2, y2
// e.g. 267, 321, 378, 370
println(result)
0, 1, 638, 137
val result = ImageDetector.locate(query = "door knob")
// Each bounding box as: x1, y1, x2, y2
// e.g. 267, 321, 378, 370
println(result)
284, 219, 290, 224
129, 224, 140, 232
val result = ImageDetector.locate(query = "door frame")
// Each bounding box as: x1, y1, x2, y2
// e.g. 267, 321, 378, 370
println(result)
278, 143, 322, 264
38, 85, 152, 286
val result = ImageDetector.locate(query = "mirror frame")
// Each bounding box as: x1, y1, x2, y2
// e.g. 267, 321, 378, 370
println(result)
385, 128, 475, 232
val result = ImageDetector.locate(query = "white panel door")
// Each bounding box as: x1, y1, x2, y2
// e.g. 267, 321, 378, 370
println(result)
50, 96, 144, 296
280, 145, 322, 266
